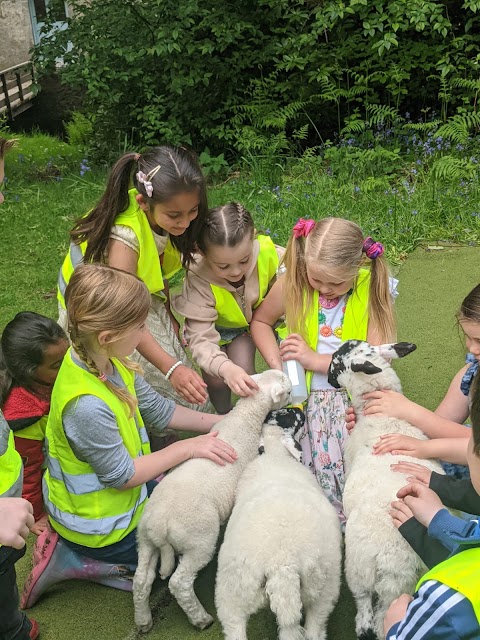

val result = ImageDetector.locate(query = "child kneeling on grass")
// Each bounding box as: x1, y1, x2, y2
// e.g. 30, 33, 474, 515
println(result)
383, 382, 480, 639
21, 263, 235, 609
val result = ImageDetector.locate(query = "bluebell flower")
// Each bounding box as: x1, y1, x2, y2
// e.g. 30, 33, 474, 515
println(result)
354, 186, 360, 193
412, 210, 418, 216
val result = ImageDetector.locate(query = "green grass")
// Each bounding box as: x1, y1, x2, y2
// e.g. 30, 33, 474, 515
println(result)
2, 131, 479, 639
12, 246, 478, 640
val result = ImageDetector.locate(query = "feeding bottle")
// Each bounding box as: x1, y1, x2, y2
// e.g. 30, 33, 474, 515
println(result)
281, 347, 308, 406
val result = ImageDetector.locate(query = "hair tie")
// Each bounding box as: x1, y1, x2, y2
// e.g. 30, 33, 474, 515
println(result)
136, 164, 161, 198
363, 236, 384, 260
98, 372, 107, 382
293, 218, 316, 239
134, 153, 141, 162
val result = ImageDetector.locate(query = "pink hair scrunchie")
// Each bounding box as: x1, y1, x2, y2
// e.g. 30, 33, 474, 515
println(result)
293, 218, 316, 239
362, 236, 384, 260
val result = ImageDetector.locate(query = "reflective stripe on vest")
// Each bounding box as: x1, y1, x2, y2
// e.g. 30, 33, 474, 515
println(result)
0, 416, 23, 499
44, 350, 151, 548
416, 546, 480, 623
277, 268, 370, 392
14, 414, 48, 441
210, 235, 279, 332
57, 189, 182, 308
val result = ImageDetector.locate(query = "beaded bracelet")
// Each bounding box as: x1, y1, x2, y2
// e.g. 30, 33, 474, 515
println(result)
165, 360, 183, 381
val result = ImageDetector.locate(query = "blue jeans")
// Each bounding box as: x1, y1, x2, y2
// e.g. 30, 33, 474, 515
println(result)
61, 480, 158, 566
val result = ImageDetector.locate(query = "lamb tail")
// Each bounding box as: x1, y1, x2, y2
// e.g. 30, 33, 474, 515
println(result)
265, 566, 303, 639
159, 543, 176, 580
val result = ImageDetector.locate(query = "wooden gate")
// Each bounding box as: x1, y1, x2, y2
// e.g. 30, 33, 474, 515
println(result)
0, 62, 36, 120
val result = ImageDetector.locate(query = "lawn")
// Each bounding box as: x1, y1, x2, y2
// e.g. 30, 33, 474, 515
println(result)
11, 246, 478, 640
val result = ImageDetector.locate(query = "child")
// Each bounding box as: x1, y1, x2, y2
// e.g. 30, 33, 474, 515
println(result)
0, 135, 39, 639
251, 216, 396, 525
383, 382, 480, 640
22, 264, 235, 608
173, 202, 283, 413
57, 146, 211, 411
0, 312, 68, 534
370, 283, 477, 466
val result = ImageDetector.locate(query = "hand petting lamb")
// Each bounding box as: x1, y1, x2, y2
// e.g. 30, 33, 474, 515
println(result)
215, 423, 342, 640
327, 340, 445, 640
133, 369, 292, 633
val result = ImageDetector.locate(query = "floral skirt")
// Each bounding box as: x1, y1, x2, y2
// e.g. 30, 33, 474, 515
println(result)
296, 388, 349, 529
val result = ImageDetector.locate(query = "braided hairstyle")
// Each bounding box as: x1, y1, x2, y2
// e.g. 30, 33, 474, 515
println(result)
196, 202, 254, 254
65, 263, 151, 417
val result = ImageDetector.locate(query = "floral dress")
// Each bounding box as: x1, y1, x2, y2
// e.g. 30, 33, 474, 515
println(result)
295, 292, 350, 529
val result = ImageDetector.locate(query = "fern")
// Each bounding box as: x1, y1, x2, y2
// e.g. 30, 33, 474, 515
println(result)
431, 155, 478, 181
435, 112, 480, 143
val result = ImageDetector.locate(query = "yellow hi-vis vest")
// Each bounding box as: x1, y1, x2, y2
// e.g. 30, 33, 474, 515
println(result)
57, 189, 182, 309
210, 235, 279, 338
0, 413, 23, 499
277, 268, 370, 391
15, 415, 48, 441
43, 349, 151, 548
417, 546, 480, 623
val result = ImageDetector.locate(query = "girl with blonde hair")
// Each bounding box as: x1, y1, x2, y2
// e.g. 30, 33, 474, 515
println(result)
251, 216, 397, 526
22, 264, 234, 607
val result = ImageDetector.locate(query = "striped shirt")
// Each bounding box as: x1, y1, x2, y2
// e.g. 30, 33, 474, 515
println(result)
386, 580, 478, 639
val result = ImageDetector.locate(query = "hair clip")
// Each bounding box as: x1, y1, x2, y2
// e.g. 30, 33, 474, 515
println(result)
362, 236, 385, 260
136, 164, 161, 198
293, 218, 316, 239
134, 153, 141, 161
98, 372, 107, 382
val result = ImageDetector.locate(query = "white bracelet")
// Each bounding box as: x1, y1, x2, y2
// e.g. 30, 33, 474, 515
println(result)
165, 360, 183, 380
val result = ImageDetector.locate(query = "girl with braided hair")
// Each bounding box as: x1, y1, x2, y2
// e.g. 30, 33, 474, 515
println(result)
22, 264, 236, 609
173, 202, 284, 413
251, 216, 397, 527
57, 146, 211, 412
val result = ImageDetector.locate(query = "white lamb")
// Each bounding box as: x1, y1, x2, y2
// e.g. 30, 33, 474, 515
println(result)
215, 423, 342, 640
133, 369, 292, 633
327, 340, 445, 640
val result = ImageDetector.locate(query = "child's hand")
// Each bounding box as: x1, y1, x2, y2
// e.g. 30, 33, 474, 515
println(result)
187, 431, 238, 466
383, 594, 414, 636
390, 461, 432, 486
0, 498, 35, 549
280, 334, 317, 371
363, 389, 415, 421
396, 482, 444, 528
345, 406, 356, 433
169, 364, 208, 405
220, 362, 259, 397
389, 499, 415, 529
372, 434, 427, 458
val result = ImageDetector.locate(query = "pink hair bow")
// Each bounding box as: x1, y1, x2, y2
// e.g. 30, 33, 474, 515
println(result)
362, 236, 384, 260
293, 218, 316, 239
136, 164, 161, 198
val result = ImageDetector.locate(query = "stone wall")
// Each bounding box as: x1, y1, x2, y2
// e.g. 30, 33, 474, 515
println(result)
0, 0, 34, 70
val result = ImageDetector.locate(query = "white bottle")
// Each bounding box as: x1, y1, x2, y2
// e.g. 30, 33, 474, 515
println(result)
282, 357, 308, 405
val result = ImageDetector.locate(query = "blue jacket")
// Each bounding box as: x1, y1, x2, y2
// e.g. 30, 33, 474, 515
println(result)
386, 511, 480, 639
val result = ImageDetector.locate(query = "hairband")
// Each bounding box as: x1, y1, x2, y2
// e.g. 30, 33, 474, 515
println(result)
293, 218, 316, 239
134, 153, 141, 161
136, 164, 161, 198
362, 236, 384, 260
98, 372, 107, 382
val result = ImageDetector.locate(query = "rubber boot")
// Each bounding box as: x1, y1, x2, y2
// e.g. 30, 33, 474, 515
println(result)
21, 526, 136, 608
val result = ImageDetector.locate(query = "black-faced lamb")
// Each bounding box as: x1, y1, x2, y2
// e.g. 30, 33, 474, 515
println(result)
215, 423, 342, 640
132, 369, 292, 633
327, 341, 445, 640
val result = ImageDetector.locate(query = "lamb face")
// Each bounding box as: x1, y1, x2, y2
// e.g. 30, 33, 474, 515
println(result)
251, 369, 292, 410
327, 340, 416, 400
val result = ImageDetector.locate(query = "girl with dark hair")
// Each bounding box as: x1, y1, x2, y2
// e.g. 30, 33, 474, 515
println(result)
0, 312, 68, 534
173, 202, 284, 413
57, 146, 211, 411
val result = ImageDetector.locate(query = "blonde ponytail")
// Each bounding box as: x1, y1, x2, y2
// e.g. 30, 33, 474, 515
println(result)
283, 233, 314, 339
65, 264, 151, 418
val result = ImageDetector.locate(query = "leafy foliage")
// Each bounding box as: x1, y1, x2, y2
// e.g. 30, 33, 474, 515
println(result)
34, 0, 480, 158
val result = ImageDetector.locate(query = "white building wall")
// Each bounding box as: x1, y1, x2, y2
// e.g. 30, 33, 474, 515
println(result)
0, 0, 34, 70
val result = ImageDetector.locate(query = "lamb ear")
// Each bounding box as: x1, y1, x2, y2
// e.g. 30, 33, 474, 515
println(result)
351, 360, 383, 375
270, 382, 288, 405
375, 342, 417, 361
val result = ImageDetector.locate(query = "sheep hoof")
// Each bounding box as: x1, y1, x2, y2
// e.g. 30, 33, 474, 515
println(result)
196, 613, 214, 630
136, 620, 153, 634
